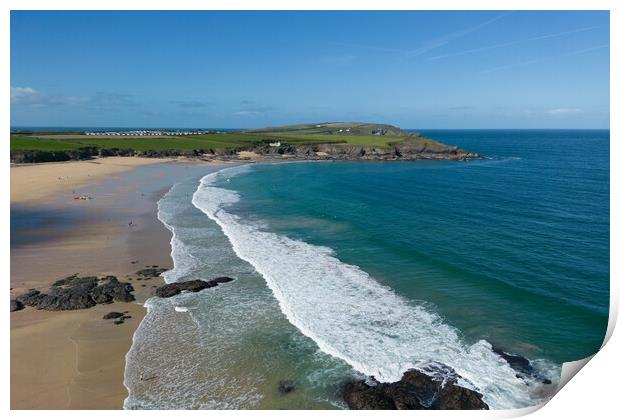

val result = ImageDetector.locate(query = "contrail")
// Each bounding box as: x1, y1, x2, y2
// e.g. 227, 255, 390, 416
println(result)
404, 12, 512, 57
476, 43, 609, 75
430, 24, 608, 61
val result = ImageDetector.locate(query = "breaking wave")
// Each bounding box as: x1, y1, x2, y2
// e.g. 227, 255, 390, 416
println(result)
191, 165, 560, 409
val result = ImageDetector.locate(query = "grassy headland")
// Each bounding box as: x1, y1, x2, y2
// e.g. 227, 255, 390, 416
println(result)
10, 122, 478, 163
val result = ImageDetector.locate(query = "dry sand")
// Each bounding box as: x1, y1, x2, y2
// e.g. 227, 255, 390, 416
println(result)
11, 156, 174, 204
10, 157, 223, 409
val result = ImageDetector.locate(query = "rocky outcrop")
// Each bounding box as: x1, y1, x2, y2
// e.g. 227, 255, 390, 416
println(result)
342, 364, 488, 410
11, 139, 479, 164
103, 311, 132, 324
155, 277, 234, 298
492, 345, 552, 384
278, 380, 295, 395
250, 142, 479, 162
14, 275, 134, 311
103, 311, 125, 319
135, 268, 167, 278
10, 299, 24, 312
90, 275, 135, 303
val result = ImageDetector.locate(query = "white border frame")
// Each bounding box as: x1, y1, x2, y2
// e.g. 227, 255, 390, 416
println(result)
2, 2, 616, 419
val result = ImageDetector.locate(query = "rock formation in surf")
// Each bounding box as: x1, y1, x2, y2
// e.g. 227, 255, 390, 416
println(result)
135, 267, 167, 278
154, 277, 234, 298
491, 345, 552, 384
342, 363, 488, 410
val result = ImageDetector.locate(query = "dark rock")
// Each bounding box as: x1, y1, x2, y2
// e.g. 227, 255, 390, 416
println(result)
10, 299, 24, 312
492, 346, 533, 375
15, 290, 43, 307
212, 276, 234, 284
15, 276, 135, 311
52, 273, 81, 287
278, 380, 295, 395
155, 277, 234, 298
135, 268, 166, 278
114, 319, 124, 325
343, 382, 396, 409
90, 276, 135, 304
491, 345, 552, 384
155, 280, 212, 298
103, 311, 125, 319
342, 364, 488, 410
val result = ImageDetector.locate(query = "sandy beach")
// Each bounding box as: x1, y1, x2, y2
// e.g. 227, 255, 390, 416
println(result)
10, 157, 227, 409
11, 156, 176, 204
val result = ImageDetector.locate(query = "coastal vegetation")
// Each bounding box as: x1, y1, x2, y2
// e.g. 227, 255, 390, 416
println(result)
10, 122, 478, 163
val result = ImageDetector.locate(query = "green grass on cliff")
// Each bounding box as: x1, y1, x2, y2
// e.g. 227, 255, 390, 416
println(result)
10, 135, 244, 152
10, 123, 442, 152
10, 136, 85, 151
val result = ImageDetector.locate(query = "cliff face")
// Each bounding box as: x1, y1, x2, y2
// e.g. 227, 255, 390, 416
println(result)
252, 142, 479, 161
10, 142, 479, 164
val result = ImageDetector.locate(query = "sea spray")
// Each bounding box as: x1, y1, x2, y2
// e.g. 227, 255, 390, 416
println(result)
125, 172, 345, 409
157, 184, 199, 283
191, 165, 560, 409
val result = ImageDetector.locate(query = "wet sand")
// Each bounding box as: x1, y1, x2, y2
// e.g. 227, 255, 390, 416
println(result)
10, 157, 229, 409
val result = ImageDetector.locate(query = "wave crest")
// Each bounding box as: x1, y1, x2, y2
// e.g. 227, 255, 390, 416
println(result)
190, 165, 559, 409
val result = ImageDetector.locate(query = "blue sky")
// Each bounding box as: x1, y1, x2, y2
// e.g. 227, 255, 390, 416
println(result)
10, 10, 609, 129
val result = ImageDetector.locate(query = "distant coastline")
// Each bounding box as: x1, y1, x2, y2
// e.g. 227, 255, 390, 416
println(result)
10, 122, 480, 164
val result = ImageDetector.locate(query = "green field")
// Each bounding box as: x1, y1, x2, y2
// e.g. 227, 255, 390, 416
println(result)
10, 123, 438, 153
10, 132, 345, 152
10, 136, 86, 151
10, 134, 245, 152
251, 133, 417, 148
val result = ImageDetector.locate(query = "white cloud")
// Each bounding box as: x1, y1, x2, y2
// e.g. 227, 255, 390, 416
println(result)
233, 105, 274, 117
11, 86, 43, 105
11, 86, 135, 110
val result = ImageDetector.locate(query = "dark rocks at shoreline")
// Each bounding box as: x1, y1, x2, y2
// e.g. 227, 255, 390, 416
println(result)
10, 299, 24, 312
278, 380, 295, 395
492, 346, 532, 374
135, 268, 167, 278
14, 275, 135, 311
155, 277, 234, 298
491, 345, 552, 384
104, 312, 132, 325
342, 364, 488, 410
11, 141, 481, 164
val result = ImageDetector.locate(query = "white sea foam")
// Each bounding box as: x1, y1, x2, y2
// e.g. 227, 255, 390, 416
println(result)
191, 165, 560, 409
157, 185, 198, 283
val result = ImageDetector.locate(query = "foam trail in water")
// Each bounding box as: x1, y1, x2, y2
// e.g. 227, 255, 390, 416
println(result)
191, 165, 559, 409
157, 185, 198, 283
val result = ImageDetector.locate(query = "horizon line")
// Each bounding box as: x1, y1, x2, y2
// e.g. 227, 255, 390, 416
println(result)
10, 126, 611, 131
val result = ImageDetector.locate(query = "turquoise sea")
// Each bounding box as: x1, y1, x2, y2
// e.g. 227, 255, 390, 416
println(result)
124, 129, 609, 410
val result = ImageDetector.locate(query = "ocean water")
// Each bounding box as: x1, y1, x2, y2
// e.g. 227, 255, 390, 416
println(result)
124, 129, 609, 410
